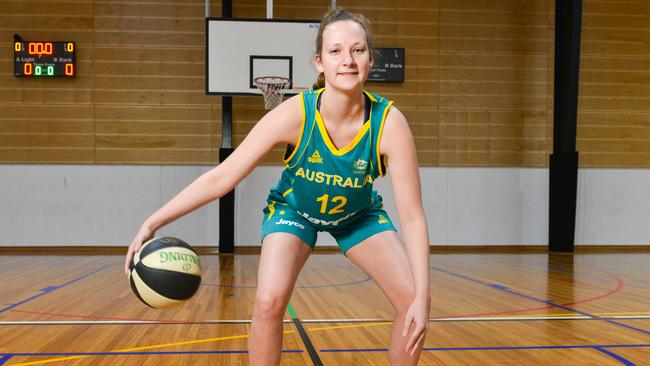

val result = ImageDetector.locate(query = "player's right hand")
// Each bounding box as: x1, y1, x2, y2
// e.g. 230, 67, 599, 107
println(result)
124, 225, 154, 276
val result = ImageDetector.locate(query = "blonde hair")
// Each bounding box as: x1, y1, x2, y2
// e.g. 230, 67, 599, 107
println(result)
312, 7, 375, 89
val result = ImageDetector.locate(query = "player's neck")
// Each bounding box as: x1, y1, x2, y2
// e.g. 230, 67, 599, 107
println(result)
320, 88, 364, 126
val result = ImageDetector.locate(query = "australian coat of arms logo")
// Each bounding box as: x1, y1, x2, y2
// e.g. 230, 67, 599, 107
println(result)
352, 158, 368, 174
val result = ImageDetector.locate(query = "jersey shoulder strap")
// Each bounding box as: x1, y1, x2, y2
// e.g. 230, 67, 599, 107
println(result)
282, 89, 324, 168
365, 91, 394, 177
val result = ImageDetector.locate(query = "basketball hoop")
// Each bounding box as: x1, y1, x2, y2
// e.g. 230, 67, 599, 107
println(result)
254, 76, 291, 110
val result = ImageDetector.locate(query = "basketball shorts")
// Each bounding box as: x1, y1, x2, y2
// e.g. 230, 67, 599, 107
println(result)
260, 199, 397, 255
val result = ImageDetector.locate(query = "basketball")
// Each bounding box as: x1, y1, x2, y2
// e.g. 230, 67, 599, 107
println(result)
128, 236, 202, 309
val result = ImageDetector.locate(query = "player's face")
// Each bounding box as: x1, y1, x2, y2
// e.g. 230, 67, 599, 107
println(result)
315, 20, 372, 92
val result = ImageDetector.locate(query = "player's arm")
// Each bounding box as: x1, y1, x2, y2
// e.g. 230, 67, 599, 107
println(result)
125, 95, 303, 274
380, 106, 429, 297
379, 106, 431, 351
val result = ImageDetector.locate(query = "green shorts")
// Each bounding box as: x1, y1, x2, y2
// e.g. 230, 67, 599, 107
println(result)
260, 200, 397, 255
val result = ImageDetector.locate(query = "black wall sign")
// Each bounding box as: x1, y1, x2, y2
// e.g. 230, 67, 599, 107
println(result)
368, 48, 404, 83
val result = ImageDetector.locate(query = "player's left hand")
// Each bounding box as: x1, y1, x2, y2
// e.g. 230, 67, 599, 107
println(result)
402, 296, 431, 356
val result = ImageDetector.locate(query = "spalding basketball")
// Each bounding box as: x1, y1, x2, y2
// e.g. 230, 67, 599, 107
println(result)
128, 236, 202, 309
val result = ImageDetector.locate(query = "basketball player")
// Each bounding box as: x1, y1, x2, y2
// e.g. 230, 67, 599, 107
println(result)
125, 8, 430, 365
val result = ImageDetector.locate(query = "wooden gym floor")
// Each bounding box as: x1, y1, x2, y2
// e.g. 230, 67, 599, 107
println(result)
1, 252, 649, 365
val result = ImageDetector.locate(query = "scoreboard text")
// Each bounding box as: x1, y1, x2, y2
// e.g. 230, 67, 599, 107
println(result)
14, 41, 76, 77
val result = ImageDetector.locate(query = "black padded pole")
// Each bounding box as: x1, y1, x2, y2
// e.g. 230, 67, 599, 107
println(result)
218, 0, 235, 254
549, 0, 582, 253
219, 145, 235, 254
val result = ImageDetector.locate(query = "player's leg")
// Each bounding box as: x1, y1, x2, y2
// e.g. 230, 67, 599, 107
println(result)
345, 230, 426, 365
248, 232, 312, 366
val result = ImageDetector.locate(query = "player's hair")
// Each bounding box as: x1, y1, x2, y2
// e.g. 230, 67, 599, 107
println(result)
312, 7, 375, 89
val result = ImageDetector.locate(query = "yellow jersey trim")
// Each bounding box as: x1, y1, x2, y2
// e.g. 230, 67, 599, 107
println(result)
287, 114, 316, 169
282, 92, 307, 165
377, 101, 394, 177
267, 201, 276, 221
315, 111, 370, 156
314, 89, 372, 156
282, 188, 293, 197
364, 90, 378, 103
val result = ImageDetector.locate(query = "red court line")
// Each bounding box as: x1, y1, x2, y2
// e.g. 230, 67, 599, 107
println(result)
7, 271, 625, 324
7, 309, 195, 323
432, 271, 625, 320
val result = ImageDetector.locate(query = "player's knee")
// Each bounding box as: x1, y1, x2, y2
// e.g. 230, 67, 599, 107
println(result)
254, 291, 287, 320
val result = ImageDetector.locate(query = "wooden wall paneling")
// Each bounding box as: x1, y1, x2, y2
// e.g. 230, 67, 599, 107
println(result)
439, 0, 550, 167
92, 0, 214, 164
0, 0, 94, 163
1, 0, 648, 167
578, 0, 650, 167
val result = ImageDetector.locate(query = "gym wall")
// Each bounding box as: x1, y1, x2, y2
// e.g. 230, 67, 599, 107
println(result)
1, 0, 648, 246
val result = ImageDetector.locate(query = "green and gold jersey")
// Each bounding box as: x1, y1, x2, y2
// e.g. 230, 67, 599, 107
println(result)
266, 88, 393, 229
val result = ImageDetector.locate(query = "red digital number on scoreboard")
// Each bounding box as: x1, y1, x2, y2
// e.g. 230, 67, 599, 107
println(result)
28, 42, 53, 56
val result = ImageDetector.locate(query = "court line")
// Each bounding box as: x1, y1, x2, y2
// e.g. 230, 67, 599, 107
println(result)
0, 355, 12, 366
320, 344, 636, 366
7, 308, 215, 323
486, 254, 650, 295
594, 347, 636, 366
5, 344, 646, 364
308, 322, 393, 332
4, 313, 650, 326
412, 265, 626, 321
3, 331, 296, 366
320, 344, 642, 365
5, 350, 302, 356
548, 260, 650, 293
433, 266, 650, 337
7, 270, 625, 325
201, 275, 372, 289
0, 265, 112, 315
5, 260, 625, 324
0, 349, 303, 366
0, 320, 281, 325
2, 263, 636, 365
5, 319, 647, 366
287, 303, 323, 366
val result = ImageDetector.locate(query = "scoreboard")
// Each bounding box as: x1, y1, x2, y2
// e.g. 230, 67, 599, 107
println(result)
14, 41, 76, 77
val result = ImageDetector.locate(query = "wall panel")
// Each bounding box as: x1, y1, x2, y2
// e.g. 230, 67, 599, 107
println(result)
0, 0, 648, 167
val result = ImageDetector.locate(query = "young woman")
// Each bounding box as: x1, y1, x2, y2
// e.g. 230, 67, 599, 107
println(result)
125, 8, 430, 365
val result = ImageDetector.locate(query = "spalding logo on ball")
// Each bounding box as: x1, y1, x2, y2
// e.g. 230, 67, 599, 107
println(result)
128, 236, 202, 309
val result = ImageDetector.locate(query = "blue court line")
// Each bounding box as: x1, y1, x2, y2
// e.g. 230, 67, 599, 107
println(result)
432, 266, 650, 337
321, 344, 645, 365
594, 347, 636, 366
201, 276, 371, 289
547, 262, 650, 292
0, 264, 112, 315
0, 355, 12, 366
320, 343, 650, 352
487, 256, 650, 293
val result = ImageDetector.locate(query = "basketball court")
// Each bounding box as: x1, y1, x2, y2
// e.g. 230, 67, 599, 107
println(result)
2, 253, 650, 365
2, 0, 650, 365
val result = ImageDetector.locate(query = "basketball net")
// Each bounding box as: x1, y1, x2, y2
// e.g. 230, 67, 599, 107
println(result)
254, 76, 291, 110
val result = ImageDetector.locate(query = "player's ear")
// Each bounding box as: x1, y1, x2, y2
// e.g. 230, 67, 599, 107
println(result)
314, 53, 324, 73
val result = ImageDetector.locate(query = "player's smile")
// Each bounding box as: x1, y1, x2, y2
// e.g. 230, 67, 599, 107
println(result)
315, 20, 373, 92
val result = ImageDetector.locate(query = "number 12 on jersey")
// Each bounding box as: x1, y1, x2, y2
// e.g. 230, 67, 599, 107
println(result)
316, 194, 347, 214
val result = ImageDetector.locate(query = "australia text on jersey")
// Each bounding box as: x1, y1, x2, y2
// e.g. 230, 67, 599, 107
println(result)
294, 167, 373, 188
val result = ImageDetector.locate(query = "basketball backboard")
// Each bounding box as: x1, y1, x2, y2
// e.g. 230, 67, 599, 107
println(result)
206, 18, 321, 96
